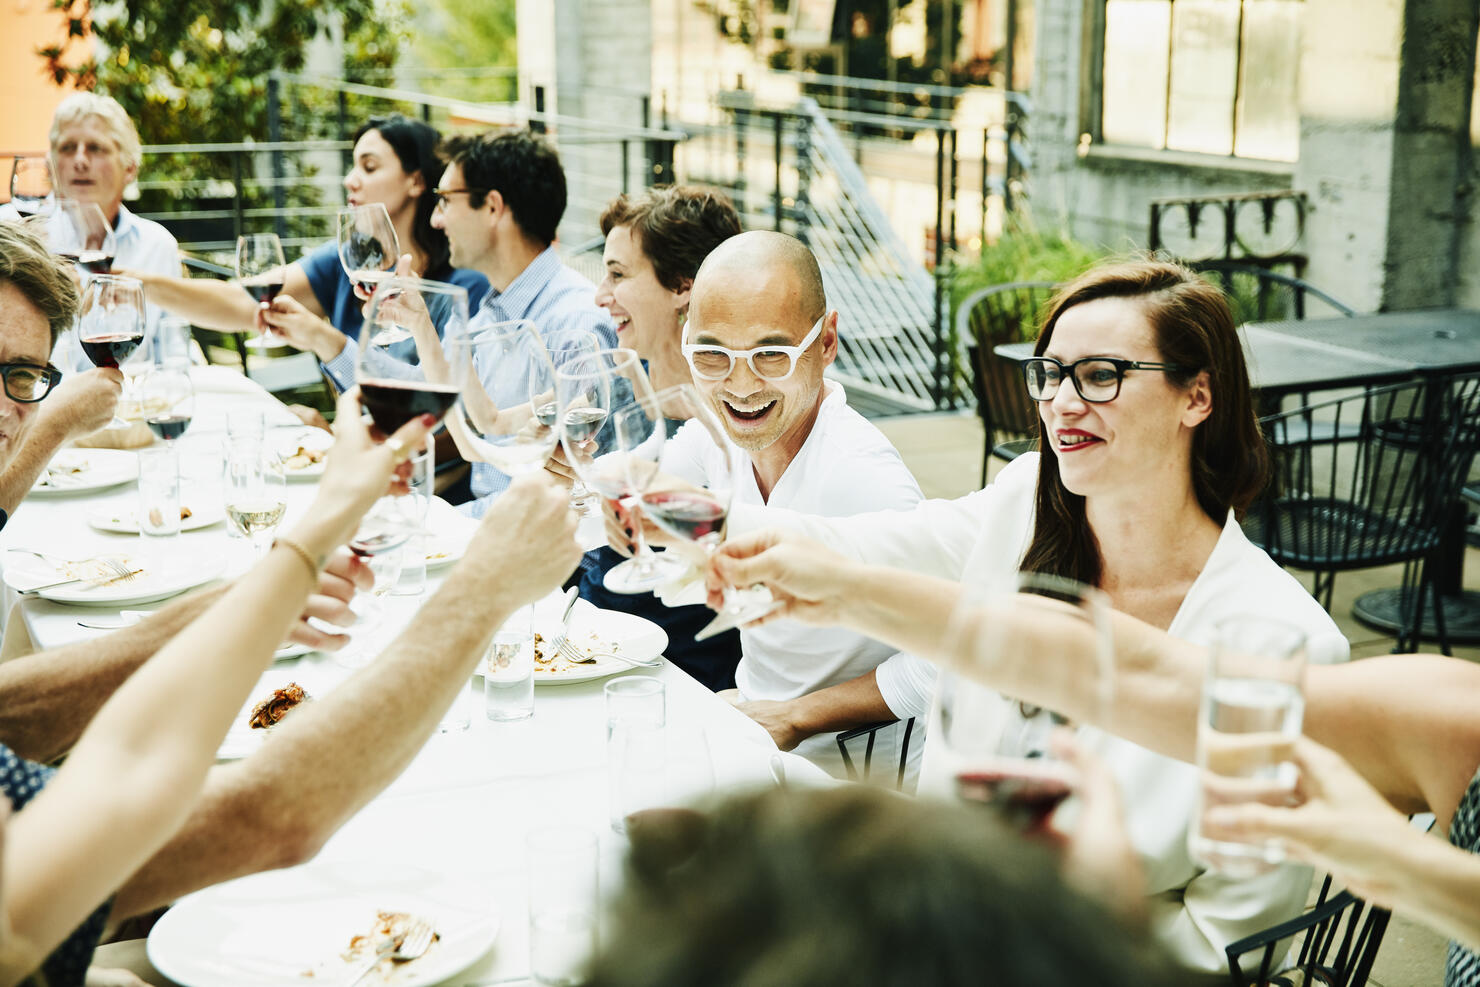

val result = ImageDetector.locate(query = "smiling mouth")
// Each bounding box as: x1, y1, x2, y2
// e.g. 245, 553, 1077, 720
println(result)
723, 399, 777, 423
1057, 433, 1101, 451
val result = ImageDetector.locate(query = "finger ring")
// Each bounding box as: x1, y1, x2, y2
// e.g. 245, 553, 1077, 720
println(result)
387, 437, 412, 463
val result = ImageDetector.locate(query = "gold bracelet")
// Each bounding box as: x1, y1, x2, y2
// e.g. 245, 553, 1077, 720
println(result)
272, 536, 321, 580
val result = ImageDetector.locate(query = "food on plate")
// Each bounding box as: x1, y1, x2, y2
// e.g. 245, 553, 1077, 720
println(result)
426, 549, 451, 561
248, 682, 310, 729
531, 629, 627, 674
340, 911, 439, 966
145, 505, 194, 528
37, 459, 89, 487
282, 445, 327, 470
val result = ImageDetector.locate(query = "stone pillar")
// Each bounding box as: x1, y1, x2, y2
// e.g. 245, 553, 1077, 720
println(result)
1296, 0, 1477, 311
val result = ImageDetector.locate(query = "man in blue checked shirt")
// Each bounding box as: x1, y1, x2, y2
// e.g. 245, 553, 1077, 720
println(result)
430, 131, 617, 517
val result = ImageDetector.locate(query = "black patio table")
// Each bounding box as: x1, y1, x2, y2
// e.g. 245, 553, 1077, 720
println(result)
997, 310, 1480, 648
1251, 310, 1480, 647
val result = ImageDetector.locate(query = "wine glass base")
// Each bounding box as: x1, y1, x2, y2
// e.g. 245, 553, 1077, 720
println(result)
602, 555, 689, 595
694, 596, 783, 642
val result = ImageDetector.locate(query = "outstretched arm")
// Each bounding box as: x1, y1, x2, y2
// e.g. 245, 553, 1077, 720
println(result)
124, 264, 322, 333
110, 475, 584, 919
1, 390, 430, 978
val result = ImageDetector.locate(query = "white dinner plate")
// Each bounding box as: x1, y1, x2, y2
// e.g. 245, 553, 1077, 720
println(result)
2, 550, 225, 606
275, 428, 332, 480
421, 531, 467, 570
148, 883, 500, 987
86, 503, 225, 533
531, 603, 668, 686
29, 449, 138, 496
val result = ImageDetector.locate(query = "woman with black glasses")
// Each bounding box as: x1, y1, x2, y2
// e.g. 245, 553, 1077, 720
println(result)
654, 258, 1346, 980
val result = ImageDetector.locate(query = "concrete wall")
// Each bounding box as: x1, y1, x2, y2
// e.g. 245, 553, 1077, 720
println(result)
1028, 0, 1479, 314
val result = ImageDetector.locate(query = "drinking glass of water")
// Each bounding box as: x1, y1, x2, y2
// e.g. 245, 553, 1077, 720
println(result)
527, 827, 598, 986
1189, 616, 1306, 877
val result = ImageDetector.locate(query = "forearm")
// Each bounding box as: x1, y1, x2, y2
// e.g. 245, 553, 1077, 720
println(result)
0, 418, 76, 516
112, 559, 526, 917
0, 588, 222, 762
1367, 830, 1480, 952
132, 272, 257, 332
4, 539, 322, 960
773, 671, 896, 744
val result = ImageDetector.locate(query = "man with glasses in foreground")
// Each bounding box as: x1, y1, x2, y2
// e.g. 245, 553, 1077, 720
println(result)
634, 231, 922, 777
0, 221, 122, 529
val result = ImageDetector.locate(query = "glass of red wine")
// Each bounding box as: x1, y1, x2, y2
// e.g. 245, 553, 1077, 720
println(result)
338, 204, 400, 310
349, 277, 471, 559
554, 349, 688, 594
10, 156, 54, 217
76, 274, 148, 426
622, 384, 782, 638
235, 233, 288, 349
49, 200, 115, 275
139, 365, 194, 444
936, 572, 1114, 837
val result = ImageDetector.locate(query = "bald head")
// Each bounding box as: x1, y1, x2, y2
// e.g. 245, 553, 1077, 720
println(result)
689, 231, 825, 327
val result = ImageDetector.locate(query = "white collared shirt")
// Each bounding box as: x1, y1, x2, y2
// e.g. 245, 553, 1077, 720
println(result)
661, 379, 923, 774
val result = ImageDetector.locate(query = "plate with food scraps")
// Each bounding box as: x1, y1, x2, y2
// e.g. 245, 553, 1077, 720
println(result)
215, 666, 327, 760
148, 882, 500, 987
529, 602, 668, 686
29, 449, 139, 496
2, 550, 226, 606
86, 503, 225, 534
275, 429, 332, 480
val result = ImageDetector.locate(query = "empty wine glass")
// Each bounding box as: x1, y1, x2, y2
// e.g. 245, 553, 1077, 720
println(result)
139, 365, 195, 444
10, 157, 53, 217
338, 203, 400, 303
629, 384, 781, 638
537, 327, 606, 513
49, 200, 115, 275
76, 275, 149, 427
444, 319, 559, 479
336, 546, 406, 670
235, 233, 288, 349
555, 351, 686, 594
224, 446, 287, 559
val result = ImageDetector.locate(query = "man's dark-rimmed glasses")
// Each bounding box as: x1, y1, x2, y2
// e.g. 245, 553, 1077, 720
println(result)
0, 363, 62, 403
1022, 356, 1190, 404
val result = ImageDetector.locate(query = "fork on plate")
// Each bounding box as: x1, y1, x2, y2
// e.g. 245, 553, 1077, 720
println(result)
13, 550, 134, 583
556, 637, 662, 669
345, 919, 435, 986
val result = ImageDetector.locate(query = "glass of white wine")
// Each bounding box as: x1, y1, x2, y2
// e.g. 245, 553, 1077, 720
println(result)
224, 446, 287, 559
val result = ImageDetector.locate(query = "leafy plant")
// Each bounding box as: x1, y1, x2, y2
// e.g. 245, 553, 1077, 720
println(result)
948, 220, 1110, 318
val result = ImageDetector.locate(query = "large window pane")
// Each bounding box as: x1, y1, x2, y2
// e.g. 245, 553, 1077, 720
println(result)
1234, 0, 1301, 160
1102, 0, 1171, 148
1165, 0, 1239, 155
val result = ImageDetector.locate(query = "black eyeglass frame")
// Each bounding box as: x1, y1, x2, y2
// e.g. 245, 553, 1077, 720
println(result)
0, 363, 63, 403
1022, 356, 1191, 404
431, 186, 490, 208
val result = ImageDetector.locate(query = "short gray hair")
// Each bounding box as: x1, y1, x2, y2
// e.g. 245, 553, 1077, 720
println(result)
50, 93, 142, 172
0, 221, 80, 344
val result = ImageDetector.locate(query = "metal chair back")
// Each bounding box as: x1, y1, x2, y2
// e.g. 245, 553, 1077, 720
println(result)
1244, 373, 1480, 651
1195, 260, 1355, 323
957, 281, 1054, 482
836, 717, 916, 791
1225, 876, 1391, 987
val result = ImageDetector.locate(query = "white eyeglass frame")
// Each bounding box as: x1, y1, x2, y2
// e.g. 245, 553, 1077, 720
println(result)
682, 315, 826, 382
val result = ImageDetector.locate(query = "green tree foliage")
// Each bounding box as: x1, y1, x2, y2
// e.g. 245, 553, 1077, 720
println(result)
406, 0, 518, 105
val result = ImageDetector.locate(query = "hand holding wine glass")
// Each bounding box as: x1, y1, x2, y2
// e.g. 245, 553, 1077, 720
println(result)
76, 275, 148, 427
338, 203, 400, 303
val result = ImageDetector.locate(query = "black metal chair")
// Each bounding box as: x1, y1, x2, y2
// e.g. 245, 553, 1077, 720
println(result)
1244, 373, 1480, 653
1195, 261, 1355, 323
957, 282, 1055, 484
1225, 876, 1391, 987
836, 717, 916, 791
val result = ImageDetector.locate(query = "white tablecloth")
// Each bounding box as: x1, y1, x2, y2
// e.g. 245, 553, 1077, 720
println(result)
0, 369, 830, 986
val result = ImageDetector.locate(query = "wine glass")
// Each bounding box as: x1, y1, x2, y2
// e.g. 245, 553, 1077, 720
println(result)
627, 384, 781, 637
139, 365, 194, 443
224, 446, 287, 559
338, 203, 400, 304
444, 319, 559, 478
76, 275, 149, 427
536, 327, 606, 513
50, 200, 115, 275
348, 277, 473, 560
10, 156, 53, 217
936, 572, 1113, 834
555, 349, 688, 594
235, 233, 289, 349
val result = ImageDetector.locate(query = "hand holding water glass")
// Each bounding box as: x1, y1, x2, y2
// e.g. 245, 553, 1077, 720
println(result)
1189, 616, 1306, 877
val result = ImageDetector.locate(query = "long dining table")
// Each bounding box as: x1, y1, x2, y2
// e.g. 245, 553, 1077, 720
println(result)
0, 366, 825, 986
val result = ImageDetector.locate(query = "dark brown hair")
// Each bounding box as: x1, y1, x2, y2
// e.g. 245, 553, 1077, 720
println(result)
439, 129, 566, 246
0, 221, 79, 343
600, 186, 742, 292
1019, 258, 1267, 586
